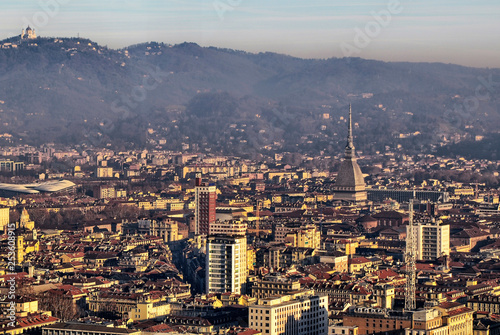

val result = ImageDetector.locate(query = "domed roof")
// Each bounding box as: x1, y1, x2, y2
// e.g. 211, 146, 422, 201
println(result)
335, 159, 365, 188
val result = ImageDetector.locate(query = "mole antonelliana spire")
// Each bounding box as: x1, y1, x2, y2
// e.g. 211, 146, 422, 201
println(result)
332, 104, 367, 202
345, 104, 355, 159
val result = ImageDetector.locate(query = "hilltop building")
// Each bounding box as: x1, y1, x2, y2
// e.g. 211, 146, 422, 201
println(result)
332, 105, 367, 202
21, 26, 36, 40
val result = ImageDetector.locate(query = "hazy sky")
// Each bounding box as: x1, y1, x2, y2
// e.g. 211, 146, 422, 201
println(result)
1, 0, 499, 68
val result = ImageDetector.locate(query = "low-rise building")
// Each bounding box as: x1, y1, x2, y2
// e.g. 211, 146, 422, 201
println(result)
251, 276, 301, 299
342, 307, 412, 335
249, 290, 328, 335
42, 323, 140, 335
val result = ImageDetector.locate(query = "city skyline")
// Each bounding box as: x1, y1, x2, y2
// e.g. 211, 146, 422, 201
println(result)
0, 0, 499, 68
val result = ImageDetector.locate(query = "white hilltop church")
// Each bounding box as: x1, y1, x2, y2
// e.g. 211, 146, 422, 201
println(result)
21, 26, 37, 40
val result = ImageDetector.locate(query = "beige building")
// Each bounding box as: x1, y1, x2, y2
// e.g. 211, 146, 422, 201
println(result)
43, 323, 140, 335
251, 276, 301, 299
329, 325, 358, 335
318, 253, 348, 273
408, 219, 450, 261
137, 218, 182, 242
437, 303, 474, 335
96, 167, 114, 178
348, 257, 373, 274
94, 185, 116, 199
249, 290, 328, 335
405, 309, 447, 335
89, 288, 189, 321
209, 219, 247, 235
15, 297, 39, 316
150, 218, 180, 243
405, 303, 474, 335
0, 206, 9, 232
373, 284, 395, 310
285, 225, 321, 249
0, 160, 24, 172
343, 307, 412, 335
21, 26, 37, 40
131, 300, 171, 321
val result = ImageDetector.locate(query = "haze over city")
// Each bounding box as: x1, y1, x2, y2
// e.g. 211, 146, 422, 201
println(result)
1, 0, 499, 67
1, 1, 500, 335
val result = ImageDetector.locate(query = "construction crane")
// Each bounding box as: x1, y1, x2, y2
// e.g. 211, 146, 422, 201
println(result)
405, 199, 416, 311
255, 199, 261, 238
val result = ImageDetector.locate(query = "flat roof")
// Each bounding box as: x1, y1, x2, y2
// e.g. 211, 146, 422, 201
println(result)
43, 323, 139, 334
0, 180, 75, 194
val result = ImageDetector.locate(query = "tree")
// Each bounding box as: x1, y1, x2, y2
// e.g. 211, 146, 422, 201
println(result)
38, 289, 81, 321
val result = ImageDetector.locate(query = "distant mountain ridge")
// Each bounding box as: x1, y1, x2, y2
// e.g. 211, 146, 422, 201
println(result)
0, 36, 499, 157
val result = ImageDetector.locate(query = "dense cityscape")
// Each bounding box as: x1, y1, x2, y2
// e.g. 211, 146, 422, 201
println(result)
0, 102, 499, 335
0, 0, 499, 332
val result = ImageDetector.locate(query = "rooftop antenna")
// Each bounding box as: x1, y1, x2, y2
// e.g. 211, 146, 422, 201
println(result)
405, 199, 416, 311
255, 199, 261, 238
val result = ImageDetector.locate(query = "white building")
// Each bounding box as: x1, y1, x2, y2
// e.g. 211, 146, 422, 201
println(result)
249, 290, 329, 335
206, 235, 247, 294
21, 26, 36, 40
408, 218, 450, 261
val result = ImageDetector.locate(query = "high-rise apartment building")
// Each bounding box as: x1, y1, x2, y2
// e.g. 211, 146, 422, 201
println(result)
206, 235, 247, 294
407, 218, 450, 261
249, 290, 329, 335
195, 174, 217, 235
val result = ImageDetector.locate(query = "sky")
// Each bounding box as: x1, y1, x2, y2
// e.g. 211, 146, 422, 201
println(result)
1, 0, 499, 68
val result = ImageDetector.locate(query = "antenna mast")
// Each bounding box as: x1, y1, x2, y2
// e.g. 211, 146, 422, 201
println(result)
405, 199, 416, 311
255, 200, 261, 238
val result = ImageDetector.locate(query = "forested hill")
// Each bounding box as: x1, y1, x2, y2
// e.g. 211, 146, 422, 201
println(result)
0, 37, 499, 157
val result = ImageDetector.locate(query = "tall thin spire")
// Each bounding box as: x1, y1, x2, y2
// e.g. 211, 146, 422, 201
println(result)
405, 200, 416, 311
332, 103, 367, 202
345, 104, 355, 159
348, 104, 353, 142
